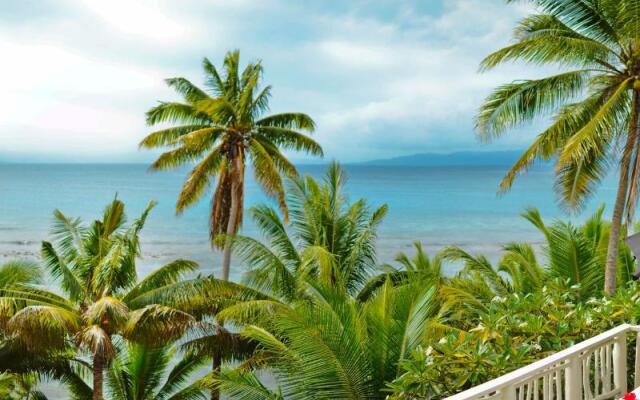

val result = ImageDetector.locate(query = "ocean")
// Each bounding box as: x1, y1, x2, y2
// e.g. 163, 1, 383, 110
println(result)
0, 163, 620, 279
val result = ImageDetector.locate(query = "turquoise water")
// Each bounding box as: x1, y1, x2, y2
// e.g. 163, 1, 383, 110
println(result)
0, 163, 619, 278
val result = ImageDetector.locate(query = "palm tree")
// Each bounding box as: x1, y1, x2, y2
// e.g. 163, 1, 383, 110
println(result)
107, 342, 207, 400
522, 205, 635, 297
211, 279, 444, 400
0, 372, 47, 400
230, 162, 388, 299
199, 166, 451, 399
144, 164, 391, 399
476, 0, 640, 294
358, 242, 445, 301
0, 199, 197, 400
442, 246, 533, 298
139, 50, 323, 282
442, 206, 635, 300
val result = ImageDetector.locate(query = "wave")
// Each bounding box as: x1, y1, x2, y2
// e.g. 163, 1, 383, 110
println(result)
0, 240, 39, 245
143, 239, 209, 245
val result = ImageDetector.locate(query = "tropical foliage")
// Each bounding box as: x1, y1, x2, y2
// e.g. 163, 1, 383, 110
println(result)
476, 0, 640, 294
175, 166, 638, 399
139, 50, 323, 281
230, 162, 388, 300
0, 167, 638, 400
388, 283, 640, 399
444, 205, 635, 300
0, 200, 198, 400
205, 164, 441, 399
0, 372, 47, 400
106, 342, 207, 400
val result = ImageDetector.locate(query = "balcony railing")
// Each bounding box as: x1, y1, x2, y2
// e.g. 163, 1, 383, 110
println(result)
445, 324, 640, 400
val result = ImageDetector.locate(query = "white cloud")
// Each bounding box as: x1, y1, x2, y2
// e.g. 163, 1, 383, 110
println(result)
0, 39, 162, 96
301, 0, 539, 160
73, 0, 194, 43
0, 0, 542, 162
0, 37, 168, 159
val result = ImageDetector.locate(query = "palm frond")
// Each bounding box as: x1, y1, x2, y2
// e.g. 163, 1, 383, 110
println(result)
257, 113, 316, 132
9, 305, 80, 350
41, 241, 85, 302
76, 325, 116, 360
476, 70, 590, 141
124, 305, 195, 345
205, 368, 282, 400
0, 261, 41, 287
123, 260, 199, 305
559, 78, 631, 164
255, 127, 323, 156
146, 102, 210, 126
139, 125, 210, 149
165, 77, 210, 103
480, 14, 617, 70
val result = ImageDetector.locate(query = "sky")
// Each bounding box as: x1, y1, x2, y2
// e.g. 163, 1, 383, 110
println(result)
0, 0, 541, 163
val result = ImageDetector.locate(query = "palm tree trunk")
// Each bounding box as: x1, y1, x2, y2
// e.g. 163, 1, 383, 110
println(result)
221, 154, 244, 281
93, 353, 104, 400
221, 196, 238, 281
210, 347, 223, 400
214, 153, 244, 400
604, 90, 640, 294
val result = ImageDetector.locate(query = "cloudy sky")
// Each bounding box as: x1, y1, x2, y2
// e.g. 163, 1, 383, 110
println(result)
0, 0, 540, 163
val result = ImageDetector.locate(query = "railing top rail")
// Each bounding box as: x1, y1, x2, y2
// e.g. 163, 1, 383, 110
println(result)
444, 324, 640, 400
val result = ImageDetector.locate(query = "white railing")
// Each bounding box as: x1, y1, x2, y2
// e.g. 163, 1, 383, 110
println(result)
445, 324, 640, 400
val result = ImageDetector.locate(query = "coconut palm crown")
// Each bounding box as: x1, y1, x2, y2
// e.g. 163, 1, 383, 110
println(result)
107, 342, 208, 400
0, 199, 198, 400
140, 50, 323, 281
476, 0, 640, 294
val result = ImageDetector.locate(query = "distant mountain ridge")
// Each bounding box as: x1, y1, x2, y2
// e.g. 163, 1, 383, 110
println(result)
360, 150, 531, 166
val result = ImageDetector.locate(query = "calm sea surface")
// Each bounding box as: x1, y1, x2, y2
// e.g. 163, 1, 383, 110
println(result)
0, 163, 620, 278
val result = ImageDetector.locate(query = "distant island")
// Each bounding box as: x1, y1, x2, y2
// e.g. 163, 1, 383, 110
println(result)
358, 150, 532, 167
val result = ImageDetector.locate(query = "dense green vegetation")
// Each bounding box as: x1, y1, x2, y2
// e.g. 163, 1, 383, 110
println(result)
0, 165, 638, 399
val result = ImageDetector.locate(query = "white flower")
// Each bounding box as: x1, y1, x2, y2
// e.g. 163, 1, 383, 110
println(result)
492, 296, 506, 304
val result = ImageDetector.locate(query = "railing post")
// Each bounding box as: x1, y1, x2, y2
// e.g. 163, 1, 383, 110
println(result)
635, 332, 640, 389
614, 333, 628, 394
502, 385, 515, 399
565, 355, 581, 400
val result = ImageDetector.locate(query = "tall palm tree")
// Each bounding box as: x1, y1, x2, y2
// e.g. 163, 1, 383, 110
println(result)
0, 199, 197, 400
107, 342, 207, 400
139, 50, 323, 282
476, 0, 640, 294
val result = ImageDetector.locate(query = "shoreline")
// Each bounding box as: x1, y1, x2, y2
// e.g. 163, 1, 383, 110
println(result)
0, 237, 547, 276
